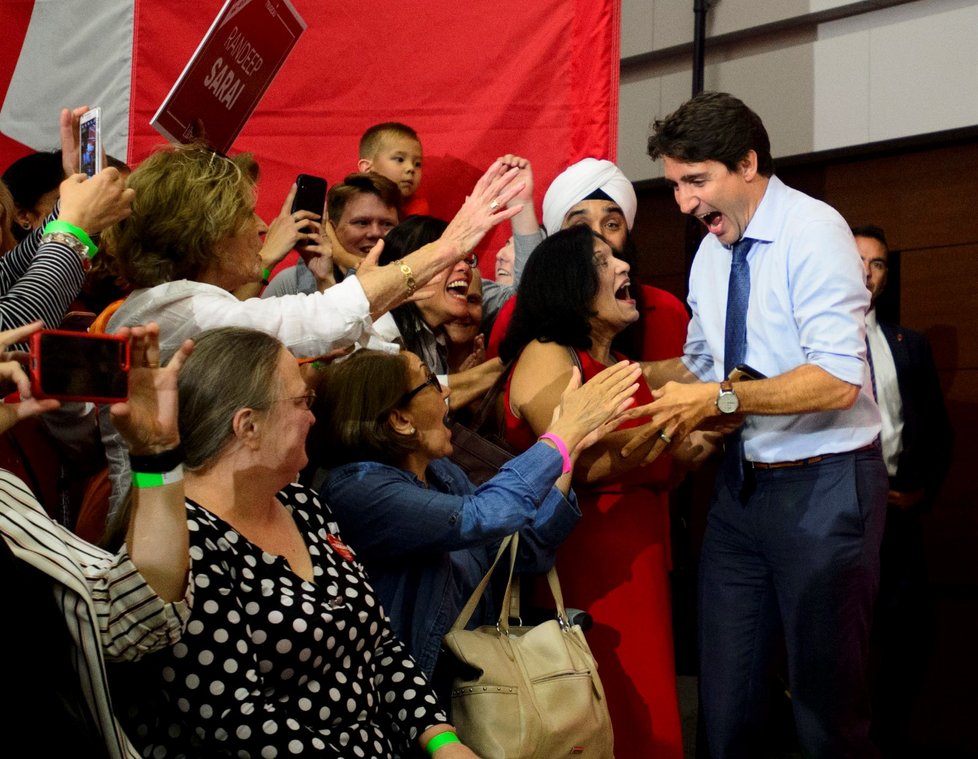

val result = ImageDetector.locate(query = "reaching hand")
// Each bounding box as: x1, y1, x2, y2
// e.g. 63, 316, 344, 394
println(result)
456, 335, 486, 372
0, 322, 60, 436
60, 105, 89, 177
442, 159, 524, 257
497, 154, 534, 208
109, 323, 194, 457
58, 168, 135, 235
548, 361, 642, 453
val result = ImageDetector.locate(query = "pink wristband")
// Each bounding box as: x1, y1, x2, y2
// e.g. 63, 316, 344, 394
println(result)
539, 432, 572, 474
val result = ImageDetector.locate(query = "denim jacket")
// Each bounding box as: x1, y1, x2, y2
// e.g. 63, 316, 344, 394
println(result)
320, 442, 580, 677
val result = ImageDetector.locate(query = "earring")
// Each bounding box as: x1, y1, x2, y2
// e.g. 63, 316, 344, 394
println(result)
19, 221, 31, 230
406, 426, 416, 435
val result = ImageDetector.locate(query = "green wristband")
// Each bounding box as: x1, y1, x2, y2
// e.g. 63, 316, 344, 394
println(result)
425, 731, 460, 756
132, 465, 184, 489
43, 220, 97, 258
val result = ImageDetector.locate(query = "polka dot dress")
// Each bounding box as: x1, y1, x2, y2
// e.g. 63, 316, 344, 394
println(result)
121, 484, 447, 758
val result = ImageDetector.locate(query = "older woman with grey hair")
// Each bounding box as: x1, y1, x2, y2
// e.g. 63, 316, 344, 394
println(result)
112, 326, 481, 758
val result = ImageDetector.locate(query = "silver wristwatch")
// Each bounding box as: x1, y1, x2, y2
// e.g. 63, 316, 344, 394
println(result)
716, 380, 740, 414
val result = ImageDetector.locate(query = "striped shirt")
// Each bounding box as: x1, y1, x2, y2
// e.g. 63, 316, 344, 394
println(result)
0, 469, 190, 759
0, 204, 86, 349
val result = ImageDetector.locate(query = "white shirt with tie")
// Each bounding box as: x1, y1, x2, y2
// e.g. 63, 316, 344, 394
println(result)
865, 308, 904, 477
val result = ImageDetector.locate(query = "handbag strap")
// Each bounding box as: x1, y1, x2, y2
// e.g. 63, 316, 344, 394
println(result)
449, 533, 516, 632
448, 532, 574, 634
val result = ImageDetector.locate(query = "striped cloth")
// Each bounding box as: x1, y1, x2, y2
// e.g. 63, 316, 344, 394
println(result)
0, 468, 190, 759
0, 203, 87, 348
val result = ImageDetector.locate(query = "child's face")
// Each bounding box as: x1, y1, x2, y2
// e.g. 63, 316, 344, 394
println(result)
370, 135, 423, 198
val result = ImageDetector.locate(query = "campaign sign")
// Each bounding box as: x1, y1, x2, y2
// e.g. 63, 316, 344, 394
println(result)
151, 0, 306, 154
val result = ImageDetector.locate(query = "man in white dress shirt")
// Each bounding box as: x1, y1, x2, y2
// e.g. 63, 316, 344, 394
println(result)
854, 224, 953, 754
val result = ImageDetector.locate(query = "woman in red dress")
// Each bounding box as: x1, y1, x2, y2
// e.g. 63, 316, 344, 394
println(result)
499, 224, 684, 758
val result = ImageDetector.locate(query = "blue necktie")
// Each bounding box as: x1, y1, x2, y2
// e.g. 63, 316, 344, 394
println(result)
724, 238, 753, 376
723, 238, 753, 499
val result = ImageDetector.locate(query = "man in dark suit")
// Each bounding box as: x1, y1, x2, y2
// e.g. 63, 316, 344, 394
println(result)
853, 224, 953, 756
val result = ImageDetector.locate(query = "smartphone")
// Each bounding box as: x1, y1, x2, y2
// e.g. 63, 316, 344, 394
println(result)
29, 329, 130, 403
291, 174, 327, 216
727, 363, 766, 382
79, 107, 103, 177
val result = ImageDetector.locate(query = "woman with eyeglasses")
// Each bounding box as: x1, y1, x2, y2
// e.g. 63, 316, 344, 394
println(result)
112, 327, 485, 758
311, 348, 642, 692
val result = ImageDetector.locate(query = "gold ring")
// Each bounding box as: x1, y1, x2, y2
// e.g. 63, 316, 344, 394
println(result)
489, 199, 500, 211
658, 430, 672, 445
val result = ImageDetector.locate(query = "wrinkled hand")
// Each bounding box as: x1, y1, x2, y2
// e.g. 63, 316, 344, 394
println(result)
550, 361, 642, 452
497, 154, 534, 207
109, 323, 193, 456
456, 334, 486, 372
0, 322, 60, 436
58, 168, 135, 235
442, 159, 524, 256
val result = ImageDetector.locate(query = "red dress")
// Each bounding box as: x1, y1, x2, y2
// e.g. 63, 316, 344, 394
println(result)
503, 348, 683, 758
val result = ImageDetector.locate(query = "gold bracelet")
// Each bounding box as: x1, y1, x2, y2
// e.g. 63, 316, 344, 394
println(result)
394, 259, 417, 296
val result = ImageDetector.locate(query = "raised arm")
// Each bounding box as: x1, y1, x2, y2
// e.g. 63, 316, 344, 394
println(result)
356, 159, 524, 319
113, 323, 193, 603
0, 169, 134, 346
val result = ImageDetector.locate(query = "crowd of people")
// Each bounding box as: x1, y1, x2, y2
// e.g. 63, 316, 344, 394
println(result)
0, 91, 949, 758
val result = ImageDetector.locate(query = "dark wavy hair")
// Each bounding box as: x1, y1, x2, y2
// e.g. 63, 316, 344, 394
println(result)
647, 91, 773, 177
308, 350, 420, 469
499, 225, 599, 362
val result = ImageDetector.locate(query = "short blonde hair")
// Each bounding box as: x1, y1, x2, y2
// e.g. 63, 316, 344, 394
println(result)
105, 144, 258, 287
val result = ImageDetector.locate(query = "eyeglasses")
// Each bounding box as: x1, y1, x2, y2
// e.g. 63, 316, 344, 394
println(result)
400, 366, 442, 405
271, 392, 316, 410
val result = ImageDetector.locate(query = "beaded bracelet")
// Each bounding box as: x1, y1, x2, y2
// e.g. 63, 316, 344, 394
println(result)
425, 731, 460, 756
42, 220, 97, 258
393, 259, 417, 296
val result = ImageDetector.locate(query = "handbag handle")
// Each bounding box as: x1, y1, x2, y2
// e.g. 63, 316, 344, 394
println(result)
448, 533, 573, 635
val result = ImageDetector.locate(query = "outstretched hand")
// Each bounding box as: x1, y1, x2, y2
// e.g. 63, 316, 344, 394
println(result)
442, 159, 525, 257
110, 323, 194, 456
549, 360, 642, 453
0, 322, 60, 436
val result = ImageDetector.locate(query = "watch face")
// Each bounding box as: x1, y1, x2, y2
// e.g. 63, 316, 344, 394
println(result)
717, 390, 739, 414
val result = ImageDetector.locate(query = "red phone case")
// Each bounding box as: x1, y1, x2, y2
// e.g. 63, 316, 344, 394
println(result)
29, 329, 130, 404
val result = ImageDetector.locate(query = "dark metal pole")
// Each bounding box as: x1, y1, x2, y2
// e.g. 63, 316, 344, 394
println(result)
692, 0, 708, 95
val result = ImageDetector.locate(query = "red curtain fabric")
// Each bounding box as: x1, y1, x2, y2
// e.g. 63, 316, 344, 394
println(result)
128, 0, 620, 275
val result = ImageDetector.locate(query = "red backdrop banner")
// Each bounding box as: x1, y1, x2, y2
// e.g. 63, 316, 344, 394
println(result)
128, 0, 620, 275
0, 1, 618, 277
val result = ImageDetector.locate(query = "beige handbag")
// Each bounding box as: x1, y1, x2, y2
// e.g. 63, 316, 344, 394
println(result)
442, 534, 615, 758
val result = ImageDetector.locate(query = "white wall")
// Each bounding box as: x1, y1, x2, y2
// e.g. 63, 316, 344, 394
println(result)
618, 0, 978, 181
